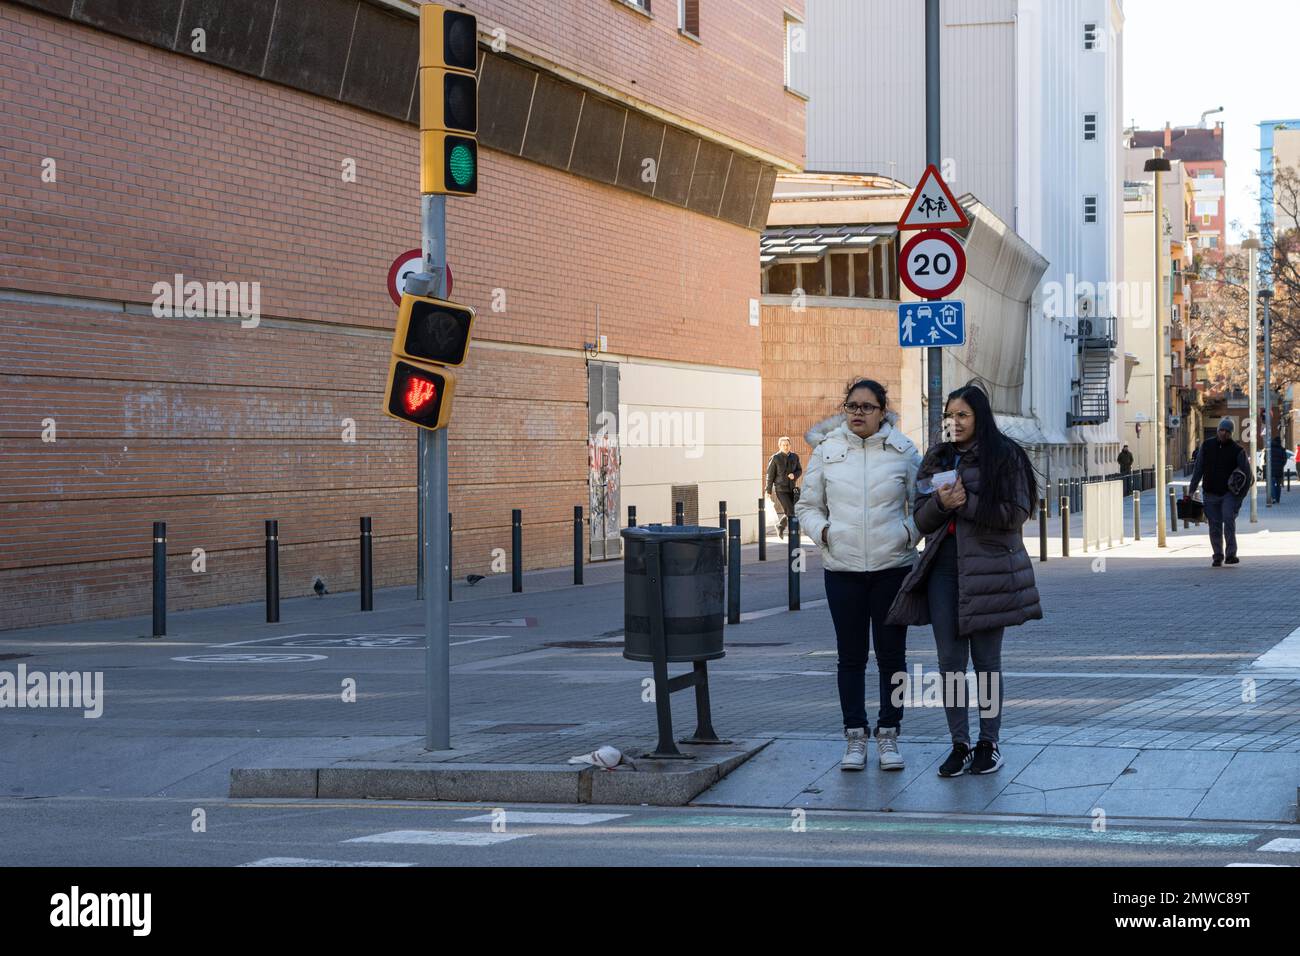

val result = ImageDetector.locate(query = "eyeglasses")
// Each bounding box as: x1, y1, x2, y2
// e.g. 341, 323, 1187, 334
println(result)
843, 402, 882, 415
943, 411, 974, 422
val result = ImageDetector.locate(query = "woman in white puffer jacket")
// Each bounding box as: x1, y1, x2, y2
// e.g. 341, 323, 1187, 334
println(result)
795, 379, 921, 773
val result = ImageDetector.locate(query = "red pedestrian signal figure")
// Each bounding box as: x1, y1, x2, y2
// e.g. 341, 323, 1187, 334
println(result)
405, 375, 437, 415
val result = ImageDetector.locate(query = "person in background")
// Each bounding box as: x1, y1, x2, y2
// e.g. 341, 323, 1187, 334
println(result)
1117, 444, 1134, 493
765, 437, 802, 539
797, 379, 921, 773
887, 383, 1042, 778
1186, 418, 1251, 567
1268, 435, 1287, 504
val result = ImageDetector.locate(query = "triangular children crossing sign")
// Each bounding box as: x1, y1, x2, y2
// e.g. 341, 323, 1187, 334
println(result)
898, 163, 970, 231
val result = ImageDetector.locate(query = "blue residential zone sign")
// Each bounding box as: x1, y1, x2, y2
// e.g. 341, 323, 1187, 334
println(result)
898, 299, 965, 348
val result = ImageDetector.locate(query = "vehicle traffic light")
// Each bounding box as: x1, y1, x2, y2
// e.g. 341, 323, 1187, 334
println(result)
420, 3, 478, 196
382, 292, 476, 430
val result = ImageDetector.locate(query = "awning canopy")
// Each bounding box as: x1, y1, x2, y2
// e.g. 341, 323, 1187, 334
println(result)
760, 224, 896, 264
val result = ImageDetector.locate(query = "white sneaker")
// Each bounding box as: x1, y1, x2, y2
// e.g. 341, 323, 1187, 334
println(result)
841, 728, 868, 771
876, 727, 905, 771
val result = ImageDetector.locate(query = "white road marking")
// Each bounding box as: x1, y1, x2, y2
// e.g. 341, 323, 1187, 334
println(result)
1226, 863, 1289, 867
241, 857, 415, 867
456, 811, 628, 826
740, 599, 827, 622
1249, 623, 1300, 674
345, 830, 528, 846
1258, 838, 1300, 853
449, 636, 511, 647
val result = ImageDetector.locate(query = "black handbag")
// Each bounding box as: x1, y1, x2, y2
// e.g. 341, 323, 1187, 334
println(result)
1177, 497, 1204, 523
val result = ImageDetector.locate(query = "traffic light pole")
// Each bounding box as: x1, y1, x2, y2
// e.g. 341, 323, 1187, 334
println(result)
422, 192, 451, 751
924, 0, 942, 448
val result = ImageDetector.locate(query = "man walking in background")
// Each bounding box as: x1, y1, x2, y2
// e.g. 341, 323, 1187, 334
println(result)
766, 436, 802, 539
1186, 418, 1251, 567
1117, 444, 1134, 493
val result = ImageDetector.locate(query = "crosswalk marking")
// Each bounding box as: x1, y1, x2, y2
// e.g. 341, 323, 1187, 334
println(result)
1257, 838, 1300, 853
345, 829, 527, 846
456, 811, 628, 825
242, 857, 415, 867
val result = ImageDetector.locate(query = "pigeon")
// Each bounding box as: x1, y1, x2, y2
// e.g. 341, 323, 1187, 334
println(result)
465, 574, 486, 586
567, 745, 634, 770
313, 578, 328, 597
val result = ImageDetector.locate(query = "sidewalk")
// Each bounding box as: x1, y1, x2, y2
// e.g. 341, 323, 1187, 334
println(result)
2, 488, 1298, 821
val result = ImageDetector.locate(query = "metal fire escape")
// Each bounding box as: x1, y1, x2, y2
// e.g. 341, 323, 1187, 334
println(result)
1066, 314, 1116, 427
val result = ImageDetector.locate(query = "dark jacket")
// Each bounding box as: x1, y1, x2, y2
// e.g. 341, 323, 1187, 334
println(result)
886, 442, 1042, 636
1188, 437, 1248, 497
1269, 440, 1287, 471
766, 451, 802, 494
1117, 448, 1134, 473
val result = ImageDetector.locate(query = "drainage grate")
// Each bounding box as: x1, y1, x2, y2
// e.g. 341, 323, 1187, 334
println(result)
481, 723, 581, 734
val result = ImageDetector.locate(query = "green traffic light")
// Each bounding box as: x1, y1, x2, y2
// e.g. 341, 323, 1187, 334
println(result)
449, 143, 475, 187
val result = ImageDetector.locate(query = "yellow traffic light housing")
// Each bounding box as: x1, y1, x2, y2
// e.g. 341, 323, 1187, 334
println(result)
420, 3, 478, 196
392, 293, 475, 367
384, 358, 457, 431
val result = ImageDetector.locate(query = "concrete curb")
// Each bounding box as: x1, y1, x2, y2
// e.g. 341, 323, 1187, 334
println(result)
230, 739, 771, 806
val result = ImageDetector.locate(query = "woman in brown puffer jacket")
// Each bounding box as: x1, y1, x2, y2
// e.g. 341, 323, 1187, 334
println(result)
887, 383, 1041, 778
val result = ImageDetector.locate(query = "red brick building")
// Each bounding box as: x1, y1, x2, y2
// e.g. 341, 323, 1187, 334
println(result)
0, 0, 805, 627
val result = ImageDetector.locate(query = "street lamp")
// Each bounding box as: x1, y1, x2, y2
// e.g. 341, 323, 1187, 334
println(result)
1145, 150, 1172, 547
1261, 287, 1274, 506
1241, 235, 1261, 522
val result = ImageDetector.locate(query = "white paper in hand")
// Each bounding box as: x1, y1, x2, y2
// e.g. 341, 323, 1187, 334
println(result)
918, 469, 958, 495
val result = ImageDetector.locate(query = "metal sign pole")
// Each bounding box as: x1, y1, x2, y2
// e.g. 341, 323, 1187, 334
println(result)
924, 0, 943, 448
422, 193, 451, 751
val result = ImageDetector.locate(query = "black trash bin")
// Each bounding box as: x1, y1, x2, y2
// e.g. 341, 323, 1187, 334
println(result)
621, 524, 725, 663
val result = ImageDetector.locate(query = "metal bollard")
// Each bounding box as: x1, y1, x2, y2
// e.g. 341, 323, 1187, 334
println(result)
627, 504, 637, 528
1133, 490, 1141, 541
573, 506, 584, 585
152, 521, 166, 637
360, 517, 374, 611
447, 512, 453, 603
727, 518, 741, 625
511, 509, 523, 593
674, 501, 684, 526
719, 500, 728, 563
787, 515, 801, 611
1060, 497, 1070, 558
1168, 487, 1178, 535
757, 497, 767, 561
265, 519, 280, 623
1038, 499, 1047, 562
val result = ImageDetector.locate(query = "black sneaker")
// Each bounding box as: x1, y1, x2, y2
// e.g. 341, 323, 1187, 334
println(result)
971, 740, 1003, 775
937, 742, 973, 777
1212, 556, 1223, 567
1225, 556, 1240, 565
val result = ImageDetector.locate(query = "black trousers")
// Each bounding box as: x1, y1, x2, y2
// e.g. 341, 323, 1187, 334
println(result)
823, 565, 910, 732
772, 490, 796, 531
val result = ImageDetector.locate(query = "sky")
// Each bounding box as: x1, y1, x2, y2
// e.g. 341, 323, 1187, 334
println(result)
1122, 0, 1300, 242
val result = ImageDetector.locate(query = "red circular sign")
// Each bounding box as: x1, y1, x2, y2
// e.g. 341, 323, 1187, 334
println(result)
898, 229, 966, 299
387, 249, 453, 305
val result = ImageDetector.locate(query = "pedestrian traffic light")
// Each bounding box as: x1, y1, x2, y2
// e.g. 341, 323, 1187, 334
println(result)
420, 3, 478, 196
384, 359, 457, 430
382, 292, 476, 430
392, 293, 475, 367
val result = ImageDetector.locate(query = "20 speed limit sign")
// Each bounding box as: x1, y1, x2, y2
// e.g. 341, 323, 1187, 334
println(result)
898, 229, 966, 299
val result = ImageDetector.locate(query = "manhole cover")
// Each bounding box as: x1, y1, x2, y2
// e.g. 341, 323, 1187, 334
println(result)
543, 642, 624, 650
482, 723, 581, 734
172, 653, 327, 664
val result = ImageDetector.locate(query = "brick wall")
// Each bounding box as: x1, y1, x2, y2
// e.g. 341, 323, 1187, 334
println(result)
760, 302, 905, 466
0, 5, 781, 628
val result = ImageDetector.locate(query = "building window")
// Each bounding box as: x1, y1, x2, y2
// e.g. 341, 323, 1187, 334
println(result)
1083, 195, 1098, 223
784, 13, 807, 96
678, 0, 700, 38
619, 0, 652, 14
1083, 112, 1097, 141
1202, 213, 1212, 226
830, 254, 851, 297
801, 260, 827, 297
1083, 22, 1098, 50
765, 263, 797, 295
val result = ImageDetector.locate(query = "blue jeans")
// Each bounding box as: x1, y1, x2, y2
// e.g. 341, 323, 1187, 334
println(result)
1204, 492, 1243, 560
824, 566, 909, 732
1269, 474, 1281, 503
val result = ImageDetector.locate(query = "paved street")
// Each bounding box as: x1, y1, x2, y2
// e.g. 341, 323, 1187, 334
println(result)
2, 483, 1298, 865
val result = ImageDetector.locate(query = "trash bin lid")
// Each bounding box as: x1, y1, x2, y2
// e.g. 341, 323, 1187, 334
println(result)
620, 524, 726, 541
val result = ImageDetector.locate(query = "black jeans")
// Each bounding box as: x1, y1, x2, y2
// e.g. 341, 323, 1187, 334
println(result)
824, 565, 910, 732
772, 490, 796, 531
926, 534, 1004, 745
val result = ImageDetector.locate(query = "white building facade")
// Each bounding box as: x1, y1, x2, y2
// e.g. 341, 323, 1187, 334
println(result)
799, 0, 1126, 481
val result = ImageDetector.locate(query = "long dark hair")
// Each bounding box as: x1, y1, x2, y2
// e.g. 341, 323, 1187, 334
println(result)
943, 383, 1038, 529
